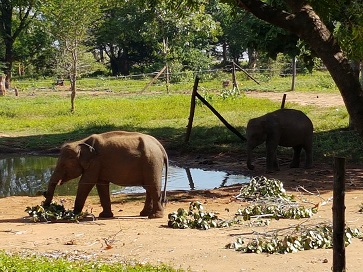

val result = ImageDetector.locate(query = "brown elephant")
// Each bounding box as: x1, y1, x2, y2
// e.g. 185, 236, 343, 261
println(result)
246, 109, 313, 172
43, 131, 168, 219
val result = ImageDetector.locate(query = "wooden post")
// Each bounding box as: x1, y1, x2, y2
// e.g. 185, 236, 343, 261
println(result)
333, 157, 346, 272
185, 76, 199, 143
281, 94, 287, 109
0, 75, 6, 96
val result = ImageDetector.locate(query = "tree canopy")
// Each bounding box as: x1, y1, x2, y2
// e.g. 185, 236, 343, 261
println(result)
1, 0, 324, 79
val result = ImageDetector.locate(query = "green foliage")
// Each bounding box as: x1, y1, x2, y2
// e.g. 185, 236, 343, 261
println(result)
0, 251, 183, 271
167, 177, 362, 254
168, 201, 234, 229
235, 203, 318, 221
25, 201, 92, 223
236, 176, 293, 201
226, 225, 362, 254
168, 177, 318, 230
236, 177, 318, 221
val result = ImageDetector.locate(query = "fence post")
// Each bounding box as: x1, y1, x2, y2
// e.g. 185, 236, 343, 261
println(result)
281, 94, 287, 109
185, 76, 199, 143
333, 157, 346, 272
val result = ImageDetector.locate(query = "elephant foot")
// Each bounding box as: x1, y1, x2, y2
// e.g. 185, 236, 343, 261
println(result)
148, 210, 164, 219
99, 211, 114, 218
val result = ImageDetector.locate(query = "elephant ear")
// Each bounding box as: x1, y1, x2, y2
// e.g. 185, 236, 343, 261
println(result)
78, 139, 98, 169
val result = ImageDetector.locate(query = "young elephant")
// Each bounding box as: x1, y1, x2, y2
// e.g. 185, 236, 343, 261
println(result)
246, 109, 313, 172
43, 131, 168, 219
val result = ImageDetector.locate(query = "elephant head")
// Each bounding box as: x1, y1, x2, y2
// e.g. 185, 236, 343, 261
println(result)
246, 117, 267, 170
43, 140, 97, 206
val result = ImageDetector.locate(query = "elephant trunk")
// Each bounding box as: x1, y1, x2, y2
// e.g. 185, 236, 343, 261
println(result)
247, 145, 255, 170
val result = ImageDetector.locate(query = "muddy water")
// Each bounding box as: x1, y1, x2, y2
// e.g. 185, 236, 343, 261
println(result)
0, 155, 249, 197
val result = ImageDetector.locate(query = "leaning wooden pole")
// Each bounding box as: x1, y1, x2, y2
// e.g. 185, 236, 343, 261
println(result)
333, 157, 346, 272
233, 61, 260, 85
195, 91, 246, 141
141, 65, 167, 93
185, 76, 199, 143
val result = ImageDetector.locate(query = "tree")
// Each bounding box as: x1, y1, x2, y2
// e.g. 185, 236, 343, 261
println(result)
0, 0, 40, 86
92, 1, 220, 76
43, 0, 102, 112
226, 0, 363, 136
14, 18, 56, 77
92, 0, 158, 76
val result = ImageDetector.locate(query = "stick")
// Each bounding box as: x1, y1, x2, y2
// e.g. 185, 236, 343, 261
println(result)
195, 91, 246, 141
141, 65, 167, 92
233, 61, 260, 85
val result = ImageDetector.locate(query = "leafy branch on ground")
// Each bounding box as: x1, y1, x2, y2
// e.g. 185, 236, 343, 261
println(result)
168, 177, 318, 230
25, 201, 94, 223
234, 176, 319, 222
167, 176, 362, 253
167, 201, 235, 230
226, 224, 362, 254
235, 176, 293, 201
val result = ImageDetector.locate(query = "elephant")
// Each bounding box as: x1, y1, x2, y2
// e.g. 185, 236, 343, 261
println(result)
246, 109, 313, 172
43, 131, 168, 219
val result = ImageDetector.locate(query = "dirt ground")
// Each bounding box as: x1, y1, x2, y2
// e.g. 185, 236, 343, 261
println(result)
0, 91, 362, 272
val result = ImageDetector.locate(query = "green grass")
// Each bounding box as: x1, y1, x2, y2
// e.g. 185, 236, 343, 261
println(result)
0, 70, 361, 161
0, 251, 183, 272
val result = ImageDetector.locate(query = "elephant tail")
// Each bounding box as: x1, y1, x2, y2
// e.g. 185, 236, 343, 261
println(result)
161, 151, 169, 205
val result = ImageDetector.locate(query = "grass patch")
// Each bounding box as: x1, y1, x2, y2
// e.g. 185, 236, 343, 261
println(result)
0, 251, 183, 272
0, 73, 360, 163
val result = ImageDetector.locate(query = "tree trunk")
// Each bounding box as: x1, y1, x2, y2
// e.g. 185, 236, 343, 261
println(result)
236, 1, 363, 137
247, 48, 257, 69
222, 41, 228, 64
291, 57, 296, 91
1, 2, 13, 87
109, 47, 130, 76
70, 47, 78, 112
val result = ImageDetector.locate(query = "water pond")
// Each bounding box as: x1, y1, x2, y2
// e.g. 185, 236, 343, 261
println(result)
0, 155, 250, 197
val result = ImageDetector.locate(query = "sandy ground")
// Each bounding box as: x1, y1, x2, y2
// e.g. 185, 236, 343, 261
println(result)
244, 90, 345, 108
0, 177, 362, 272
0, 90, 362, 272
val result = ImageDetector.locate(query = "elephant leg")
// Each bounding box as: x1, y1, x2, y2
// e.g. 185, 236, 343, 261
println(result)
96, 182, 113, 218
273, 153, 280, 171
74, 182, 95, 215
304, 145, 313, 169
140, 189, 153, 217
150, 188, 163, 219
266, 142, 278, 173
291, 145, 302, 168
